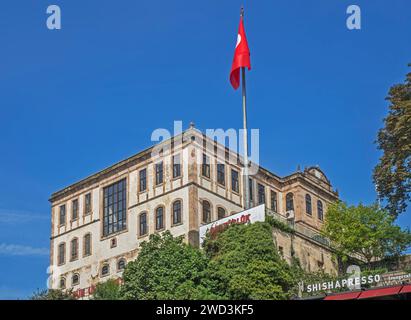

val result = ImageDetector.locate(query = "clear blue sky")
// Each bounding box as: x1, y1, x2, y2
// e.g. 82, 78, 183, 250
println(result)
0, 0, 410, 299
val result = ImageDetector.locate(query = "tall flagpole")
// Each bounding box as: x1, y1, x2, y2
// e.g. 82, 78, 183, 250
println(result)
241, 6, 250, 210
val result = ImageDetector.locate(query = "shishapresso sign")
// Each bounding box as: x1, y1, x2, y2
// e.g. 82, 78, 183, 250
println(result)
199, 204, 266, 245
302, 274, 382, 293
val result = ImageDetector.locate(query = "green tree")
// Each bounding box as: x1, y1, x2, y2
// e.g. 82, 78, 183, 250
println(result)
322, 202, 411, 268
120, 231, 211, 299
91, 279, 121, 300
373, 64, 411, 216
30, 288, 75, 300
203, 222, 296, 300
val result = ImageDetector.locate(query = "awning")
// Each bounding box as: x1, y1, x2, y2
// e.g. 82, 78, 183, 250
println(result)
324, 291, 362, 300
400, 284, 411, 294
357, 286, 402, 299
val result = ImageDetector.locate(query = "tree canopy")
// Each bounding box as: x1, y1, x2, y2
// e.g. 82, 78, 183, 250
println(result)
120, 232, 210, 299
374, 64, 411, 216
322, 202, 411, 267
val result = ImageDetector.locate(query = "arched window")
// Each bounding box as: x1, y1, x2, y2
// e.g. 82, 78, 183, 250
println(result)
172, 200, 182, 225
117, 258, 126, 271
286, 193, 294, 211
101, 264, 110, 277
72, 273, 80, 286
58, 242, 66, 265
202, 200, 211, 223
70, 238, 78, 261
217, 207, 226, 219
305, 194, 312, 215
60, 277, 66, 289
317, 200, 324, 221
83, 233, 91, 257
139, 212, 148, 236
155, 206, 164, 230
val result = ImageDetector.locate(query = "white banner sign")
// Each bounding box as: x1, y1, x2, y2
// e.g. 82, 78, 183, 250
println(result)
199, 204, 266, 245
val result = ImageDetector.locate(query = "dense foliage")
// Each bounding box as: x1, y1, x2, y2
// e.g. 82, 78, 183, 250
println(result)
374, 64, 411, 216
120, 223, 298, 300
120, 232, 210, 299
202, 222, 296, 299
322, 202, 411, 268
30, 289, 75, 300
92, 279, 122, 300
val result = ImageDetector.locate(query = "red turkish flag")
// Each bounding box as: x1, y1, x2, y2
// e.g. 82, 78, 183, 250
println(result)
230, 16, 251, 90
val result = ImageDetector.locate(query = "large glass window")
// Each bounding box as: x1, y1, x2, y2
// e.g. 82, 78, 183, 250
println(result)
217, 163, 225, 185
258, 183, 265, 205
139, 212, 148, 236
155, 206, 164, 230
83, 233, 91, 257
202, 200, 211, 223
59, 205, 66, 226
172, 200, 182, 225
103, 179, 127, 237
173, 155, 181, 178
202, 154, 210, 178
317, 200, 324, 221
270, 190, 278, 213
155, 162, 163, 185
139, 169, 147, 192
286, 193, 294, 211
306, 194, 312, 215
231, 169, 239, 193
71, 199, 78, 221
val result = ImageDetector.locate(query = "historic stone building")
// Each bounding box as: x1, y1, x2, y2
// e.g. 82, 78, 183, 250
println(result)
49, 125, 339, 297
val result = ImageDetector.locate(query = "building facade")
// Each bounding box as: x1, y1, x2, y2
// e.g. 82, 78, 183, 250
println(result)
49, 126, 339, 297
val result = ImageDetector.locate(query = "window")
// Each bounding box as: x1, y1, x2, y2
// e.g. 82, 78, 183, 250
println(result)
202, 200, 211, 223
258, 183, 265, 205
72, 273, 80, 286
155, 162, 163, 185
306, 194, 312, 215
60, 277, 66, 289
117, 259, 126, 271
101, 264, 110, 277
59, 205, 66, 226
217, 207, 226, 219
83, 233, 91, 257
71, 199, 78, 221
270, 191, 278, 213
84, 193, 92, 216
58, 242, 66, 265
173, 154, 181, 178
286, 193, 294, 211
317, 200, 324, 221
103, 179, 127, 237
70, 238, 78, 261
172, 200, 182, 225
202, 154, 210, 178
249, 178, 253, 202
139, 212, 148, 236
217, 163, 225, 185
139, 169, 147, 192
155, 206, 164, 230
231, 169, 239, 193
